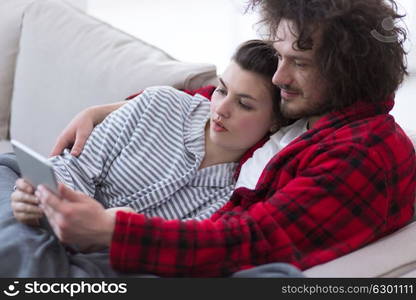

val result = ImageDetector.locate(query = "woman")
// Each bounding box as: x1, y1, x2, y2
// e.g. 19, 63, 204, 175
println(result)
12, 40, 285, 227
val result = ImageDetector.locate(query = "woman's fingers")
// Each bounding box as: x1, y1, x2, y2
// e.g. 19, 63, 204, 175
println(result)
11, 196, 43, 214
12, 180, 43, 226
11, 190, 40, 206
14, 212, 42, 226
15, 178, 35, 194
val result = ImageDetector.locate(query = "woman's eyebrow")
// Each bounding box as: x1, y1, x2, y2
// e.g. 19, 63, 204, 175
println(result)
218, 78, 227, 88
219, 78, 258, 101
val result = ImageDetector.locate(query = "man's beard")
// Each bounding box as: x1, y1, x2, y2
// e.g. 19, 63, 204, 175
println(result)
280, 96, 332, 120
278, 83, 332, 120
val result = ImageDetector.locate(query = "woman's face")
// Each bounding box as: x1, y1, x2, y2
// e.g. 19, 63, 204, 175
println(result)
209, 61, 277, 154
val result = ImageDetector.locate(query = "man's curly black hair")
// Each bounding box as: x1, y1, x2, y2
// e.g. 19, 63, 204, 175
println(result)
249, 0, 408, 109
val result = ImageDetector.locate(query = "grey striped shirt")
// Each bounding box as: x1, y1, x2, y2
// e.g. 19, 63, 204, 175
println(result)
50, 87, 237, 220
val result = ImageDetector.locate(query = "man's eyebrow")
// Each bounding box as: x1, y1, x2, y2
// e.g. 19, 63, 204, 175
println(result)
286, 54, 313, 62
218, 78, 257, 101
273, 46, 313, 62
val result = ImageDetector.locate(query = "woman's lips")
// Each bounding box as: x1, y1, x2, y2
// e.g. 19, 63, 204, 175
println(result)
212, 120, 227, 132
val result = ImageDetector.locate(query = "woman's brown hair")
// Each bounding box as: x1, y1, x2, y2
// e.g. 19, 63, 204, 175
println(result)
232, 40, 290, 127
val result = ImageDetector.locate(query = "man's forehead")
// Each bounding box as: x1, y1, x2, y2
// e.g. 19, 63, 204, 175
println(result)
272, 19, 321, 54
273, 19, 297, 41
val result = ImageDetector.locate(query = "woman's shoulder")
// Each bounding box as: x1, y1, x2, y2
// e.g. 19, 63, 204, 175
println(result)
143, 86, 187, 98
142, 86, 209, 108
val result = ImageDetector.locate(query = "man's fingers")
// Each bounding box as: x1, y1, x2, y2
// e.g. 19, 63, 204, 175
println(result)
37, 185, 64, 210
58, 183, 83, 203
36, 184, 81, 227
49, 133, 72, 157
70, 132, 88, 156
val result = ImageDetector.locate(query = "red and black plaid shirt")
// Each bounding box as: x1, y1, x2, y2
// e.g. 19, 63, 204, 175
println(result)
111, 89, 416, 277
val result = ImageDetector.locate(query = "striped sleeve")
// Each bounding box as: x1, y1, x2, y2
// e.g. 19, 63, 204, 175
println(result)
50, 88, 157, 198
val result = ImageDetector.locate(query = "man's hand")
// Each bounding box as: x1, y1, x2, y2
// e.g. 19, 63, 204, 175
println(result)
106, 206, 135, 216
11, 179, 43, 226
37, 183, 116, 252
49, 102, 127, 157
49, 109, 95, 157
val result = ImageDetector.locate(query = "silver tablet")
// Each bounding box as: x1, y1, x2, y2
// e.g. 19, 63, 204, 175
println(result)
11, 139, 59, 195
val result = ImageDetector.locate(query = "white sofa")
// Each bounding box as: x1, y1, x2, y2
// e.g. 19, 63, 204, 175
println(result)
0, 0, 218, 155
0, 0, 415, 277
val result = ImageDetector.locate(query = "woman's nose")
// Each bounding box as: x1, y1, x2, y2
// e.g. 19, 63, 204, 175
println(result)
215, 97, 231, 118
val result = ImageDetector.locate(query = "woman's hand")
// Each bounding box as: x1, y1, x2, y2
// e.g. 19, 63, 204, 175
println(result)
11, 179, 43, 226
49, 101, 126, 157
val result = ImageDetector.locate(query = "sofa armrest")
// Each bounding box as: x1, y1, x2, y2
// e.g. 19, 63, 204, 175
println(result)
304, 221, 416, 277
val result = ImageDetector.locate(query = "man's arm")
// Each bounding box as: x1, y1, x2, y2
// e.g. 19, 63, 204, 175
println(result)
51, 90, 157, 196
50, 86, 217, 157
50, 101, 126, 156
38, 137, 414, 276
109, 141, 415, 277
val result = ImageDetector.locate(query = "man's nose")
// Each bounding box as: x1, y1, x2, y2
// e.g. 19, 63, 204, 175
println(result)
272, 62, 292, 87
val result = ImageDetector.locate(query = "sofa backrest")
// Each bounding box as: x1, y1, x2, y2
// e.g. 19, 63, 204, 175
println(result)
0, 0, 36, 140
8, 0, 218, 156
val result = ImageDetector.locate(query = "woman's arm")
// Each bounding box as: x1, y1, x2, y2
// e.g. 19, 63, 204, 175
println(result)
49, 86, 217, 157
49, 101, 126, 157
51, 90, 156, 197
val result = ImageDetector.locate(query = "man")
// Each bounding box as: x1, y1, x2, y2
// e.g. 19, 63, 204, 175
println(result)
31, 0, 416, 276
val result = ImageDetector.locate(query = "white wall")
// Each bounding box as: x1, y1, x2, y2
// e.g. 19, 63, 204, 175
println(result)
69, 0, 87, 11
86, 0, 260, 74
400, 0, 416, 72
392, 0, 416, 130
85, 0, 415, 130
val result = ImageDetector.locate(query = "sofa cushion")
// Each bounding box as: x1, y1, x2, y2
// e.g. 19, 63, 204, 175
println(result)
304, 221, 416, 277
10, 0, 218, 156
0, 0, 35, 140
401, 269, 416, 278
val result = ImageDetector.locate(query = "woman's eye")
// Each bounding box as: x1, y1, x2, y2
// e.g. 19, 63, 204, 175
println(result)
239, 100, 253, 110
215, 88, 227, 96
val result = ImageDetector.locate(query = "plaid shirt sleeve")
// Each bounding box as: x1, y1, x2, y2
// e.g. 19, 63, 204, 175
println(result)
109, 122, 415, 277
